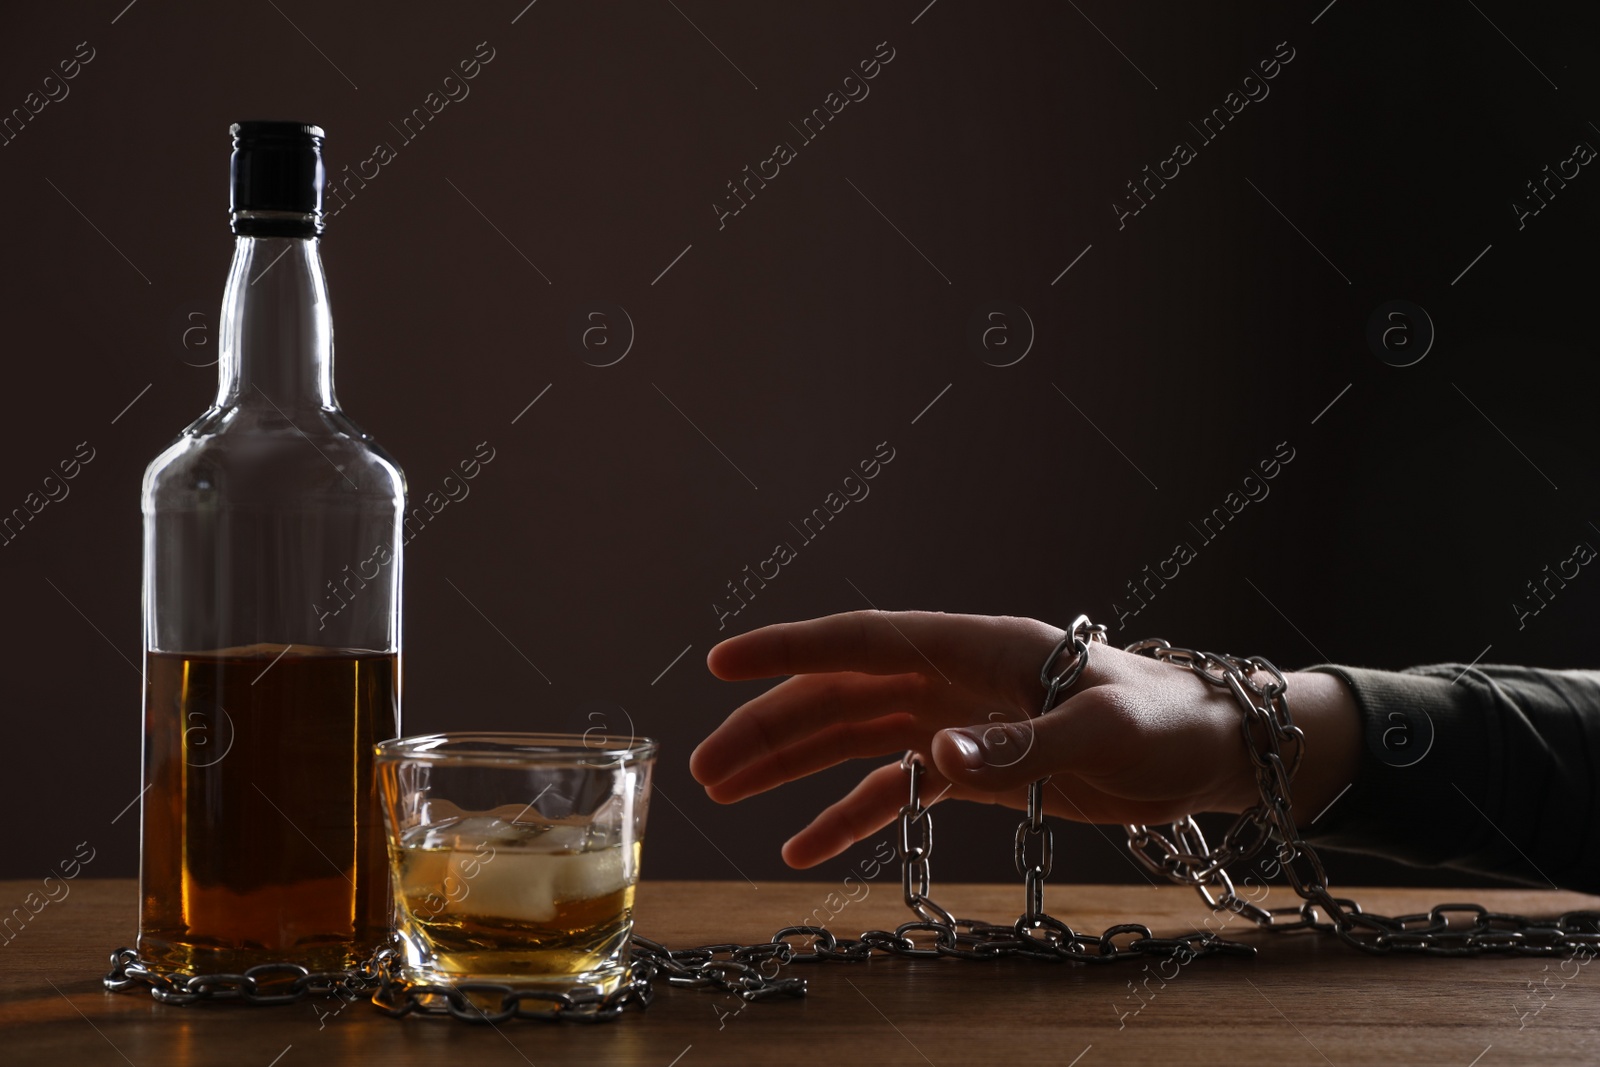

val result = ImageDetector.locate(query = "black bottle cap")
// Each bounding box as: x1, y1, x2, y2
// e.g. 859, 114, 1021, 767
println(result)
229, 121, 326, 237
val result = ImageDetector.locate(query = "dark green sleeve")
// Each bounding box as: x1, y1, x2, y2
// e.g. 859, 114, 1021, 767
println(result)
1298, 662, 1600, 893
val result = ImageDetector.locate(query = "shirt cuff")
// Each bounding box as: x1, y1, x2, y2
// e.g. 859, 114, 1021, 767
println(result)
1297, 663, 1492, 874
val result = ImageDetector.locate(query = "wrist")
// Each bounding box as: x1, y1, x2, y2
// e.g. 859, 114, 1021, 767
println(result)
1280, 669, 1362, 826
1212, 669, 1360, 821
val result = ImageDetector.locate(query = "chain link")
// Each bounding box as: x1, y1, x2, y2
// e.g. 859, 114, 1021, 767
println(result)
106, 614, 1589, 1022
900, 750, 958, 926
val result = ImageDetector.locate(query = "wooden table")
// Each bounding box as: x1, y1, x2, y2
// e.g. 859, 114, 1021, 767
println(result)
5, 880, 1599, 1066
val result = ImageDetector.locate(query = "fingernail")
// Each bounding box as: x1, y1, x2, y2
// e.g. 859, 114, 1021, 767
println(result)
948, 730, 983, 770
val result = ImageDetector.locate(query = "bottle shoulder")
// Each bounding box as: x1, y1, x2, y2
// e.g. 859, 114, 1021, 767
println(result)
144, 404, 406, 510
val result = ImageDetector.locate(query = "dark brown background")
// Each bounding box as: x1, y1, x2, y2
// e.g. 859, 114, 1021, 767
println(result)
2, 1, 1597, 892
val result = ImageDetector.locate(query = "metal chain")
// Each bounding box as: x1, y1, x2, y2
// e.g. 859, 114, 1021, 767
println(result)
108, 614, 1593, 1021
1019, 614, 1106, 924
103, 946, 398, 1006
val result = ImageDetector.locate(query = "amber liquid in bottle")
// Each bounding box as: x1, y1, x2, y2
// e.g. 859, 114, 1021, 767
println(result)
139, 646, 397, 972
139, 123, 405, 974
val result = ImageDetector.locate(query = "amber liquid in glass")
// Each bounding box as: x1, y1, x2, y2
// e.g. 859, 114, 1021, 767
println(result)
139, 644, 398, 972
391, 820, 637, 990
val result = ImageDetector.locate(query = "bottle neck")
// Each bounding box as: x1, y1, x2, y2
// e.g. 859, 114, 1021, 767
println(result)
216, 235, 337, 411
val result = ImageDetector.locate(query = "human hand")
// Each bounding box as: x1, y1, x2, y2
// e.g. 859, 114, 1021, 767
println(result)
690, 610, 1358, 868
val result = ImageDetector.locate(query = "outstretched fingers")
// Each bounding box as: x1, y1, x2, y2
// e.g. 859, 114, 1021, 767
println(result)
707, 610, 1059, 699
780, 761, 918, 869
703, 713, 924, 803
779, 760, 1037, 869
691, 670, 961, 788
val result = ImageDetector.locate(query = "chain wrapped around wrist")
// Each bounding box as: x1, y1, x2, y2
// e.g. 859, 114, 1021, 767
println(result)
1118, 639, 1308, 921
104, 613, 1600, 1021
1118, 636, 1600, 955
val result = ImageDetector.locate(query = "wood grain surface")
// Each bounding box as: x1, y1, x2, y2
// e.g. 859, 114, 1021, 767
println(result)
3, 879, 1598, 1066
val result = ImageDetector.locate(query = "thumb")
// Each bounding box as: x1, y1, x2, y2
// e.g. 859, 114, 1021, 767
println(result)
930, 708, 1086, 791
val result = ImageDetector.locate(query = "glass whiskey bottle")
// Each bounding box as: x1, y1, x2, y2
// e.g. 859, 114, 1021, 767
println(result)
138, 122, 404, 973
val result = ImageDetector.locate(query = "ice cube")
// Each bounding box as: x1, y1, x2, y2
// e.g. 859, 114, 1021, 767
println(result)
399, 816, 632, 925
553, 844, 628, 902
529, 823, 588, 852
460, 850, 562, 923
459, 847, 630, 924
440, 815, 524, 849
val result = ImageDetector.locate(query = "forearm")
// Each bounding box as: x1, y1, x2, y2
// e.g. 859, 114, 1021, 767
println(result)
1296, 662, 1600, 893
